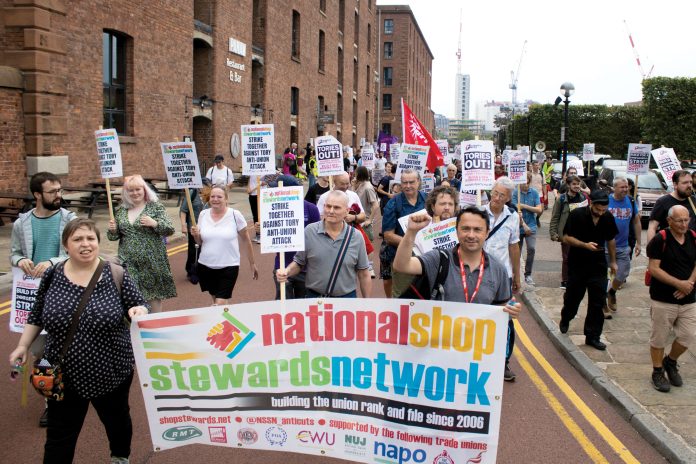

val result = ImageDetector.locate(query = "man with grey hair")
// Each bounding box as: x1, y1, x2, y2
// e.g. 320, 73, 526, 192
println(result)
316, 172, 365, 224
276, 190, 371, 298
604, 176, 641, 318
484, 176, 521, 381
437, 163, 461, 190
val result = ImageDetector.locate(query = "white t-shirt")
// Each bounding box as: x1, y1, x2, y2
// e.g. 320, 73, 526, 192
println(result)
206, 166, 234, 187
374, 157, 387, 171
316, 190, 365, 217
198, 208, 247, 268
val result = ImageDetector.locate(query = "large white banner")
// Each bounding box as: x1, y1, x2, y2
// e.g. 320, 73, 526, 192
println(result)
95, 128, 123, 179
161, 142, 203, 189
9, 268, 41, 333
241, 124, 276, 176
132, 299, 508, 463
316, 136, 345, 176
259, 186, 305, 253
394, 144, 429, 183
626, 143, 652, 175
461, 140, 495, 191
651, 147, 681, 183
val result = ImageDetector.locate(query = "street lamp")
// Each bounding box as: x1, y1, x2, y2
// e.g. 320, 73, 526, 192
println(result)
560, 82, 574, 175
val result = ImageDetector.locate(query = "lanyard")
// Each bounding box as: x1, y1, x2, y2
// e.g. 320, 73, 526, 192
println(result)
458, 250, 486, 303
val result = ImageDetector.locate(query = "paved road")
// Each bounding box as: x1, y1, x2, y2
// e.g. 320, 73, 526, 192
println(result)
0, 238, 666, 463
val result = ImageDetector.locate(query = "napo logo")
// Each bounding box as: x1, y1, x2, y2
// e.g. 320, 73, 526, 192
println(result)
237, 427, 259, 445
162, 426, 202, 442
265, 426, 287, 446
208, 426, 227, 444
433, 450, 455, 464
373, 441, 427, 464
296, 430, 336, 446
344, 434, 367, 457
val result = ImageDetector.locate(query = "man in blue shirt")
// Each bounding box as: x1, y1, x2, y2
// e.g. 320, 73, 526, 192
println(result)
511, 172, 542, 287
605, 177, 641, 317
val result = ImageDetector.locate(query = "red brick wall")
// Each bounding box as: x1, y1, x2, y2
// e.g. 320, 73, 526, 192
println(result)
0, 88, 27, 191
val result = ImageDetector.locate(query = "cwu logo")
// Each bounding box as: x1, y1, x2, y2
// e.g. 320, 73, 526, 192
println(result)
206, 311, 256, 359
373, 441, 427, 464
162, 426, 203, 442
297, 430, 335, 445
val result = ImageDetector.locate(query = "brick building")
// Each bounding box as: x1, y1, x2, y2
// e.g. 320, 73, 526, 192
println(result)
0, 0, 378, 191
376, 4, 434, 141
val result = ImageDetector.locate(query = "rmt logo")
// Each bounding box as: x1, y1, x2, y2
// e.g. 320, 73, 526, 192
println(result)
373, 441, 426, 464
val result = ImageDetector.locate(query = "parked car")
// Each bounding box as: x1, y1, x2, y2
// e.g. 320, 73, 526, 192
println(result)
598, 167, 669, 228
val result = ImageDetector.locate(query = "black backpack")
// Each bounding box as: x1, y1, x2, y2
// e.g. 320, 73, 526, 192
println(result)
398, 249, 450, 300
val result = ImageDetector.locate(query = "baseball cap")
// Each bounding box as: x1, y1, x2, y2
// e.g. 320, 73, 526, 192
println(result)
214, 154, 224, 162
590, 190, 609, 205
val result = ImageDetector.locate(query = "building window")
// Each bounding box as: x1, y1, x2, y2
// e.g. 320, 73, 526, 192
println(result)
337, 47, 344, 84
382, 123, 391, 135
384, 19, 394, 34
338, 0, 345, 33
353, 58, 358, 92
367, 23, 371, 52
318, 30, 325, 72
291, 87, 299, 115
382, 94, 392, 110
337, 93, 343, 121
354, 12, 359, 47
292, 10, 301, 59
368, 0, 372, 11
365, 110, 369, 140
366, 65, 371, 95
352, 98, 358, 127
319, 0, 326, 13
383, 67, 393, 86
384, 42, 393, 59
103, 30, 128, 134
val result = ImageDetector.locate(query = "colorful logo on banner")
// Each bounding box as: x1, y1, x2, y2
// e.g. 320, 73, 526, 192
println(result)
206, 312, 256, 359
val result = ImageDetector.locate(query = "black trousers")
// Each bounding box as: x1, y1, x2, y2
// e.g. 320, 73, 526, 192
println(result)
561, 264, 608, 339
45, 372, 134, 463
185, 231, 199, 276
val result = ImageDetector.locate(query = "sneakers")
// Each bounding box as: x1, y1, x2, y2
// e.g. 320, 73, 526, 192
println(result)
504, 363, 516, 382
39, 408, 48, 428
607, 291, 617, 312
652, 368, 671, 393
602, 304, 613, 320
368, 264, 376, 279
253, 235, 261, 244
524, 275, 535, 286
560, 281, 567, 290
663, 356, 683, 387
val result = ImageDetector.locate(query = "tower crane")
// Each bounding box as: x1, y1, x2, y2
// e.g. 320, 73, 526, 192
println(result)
624, 20, 654, 80
509, 40, 527, 109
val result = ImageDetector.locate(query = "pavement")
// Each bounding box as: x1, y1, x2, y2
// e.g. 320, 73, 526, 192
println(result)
1, 185, 696, 462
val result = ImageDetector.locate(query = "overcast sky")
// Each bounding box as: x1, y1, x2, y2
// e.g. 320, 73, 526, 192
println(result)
376, 0, 696, 118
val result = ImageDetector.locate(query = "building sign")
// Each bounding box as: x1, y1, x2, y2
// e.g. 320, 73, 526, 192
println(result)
228, 37, 247, 56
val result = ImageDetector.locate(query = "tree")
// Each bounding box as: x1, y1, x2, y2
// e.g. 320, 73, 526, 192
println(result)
642, 77, 696, 158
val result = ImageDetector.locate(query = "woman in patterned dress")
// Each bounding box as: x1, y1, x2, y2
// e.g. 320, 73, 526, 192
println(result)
107, 175, 176, 312
9, 218, 149, 463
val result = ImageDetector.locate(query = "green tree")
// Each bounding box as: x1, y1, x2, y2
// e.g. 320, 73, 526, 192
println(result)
642, 77, 696, 157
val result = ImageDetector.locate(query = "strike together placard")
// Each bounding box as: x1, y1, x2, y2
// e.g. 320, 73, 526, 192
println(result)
95, 128, 123, 178
259, 186, 304, 253
241, 124, 276, 176
132, 299, 507, 463
161, 142, 203, 188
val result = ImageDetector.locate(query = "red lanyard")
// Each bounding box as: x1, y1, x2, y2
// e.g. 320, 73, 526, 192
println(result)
458, 250, 486, 303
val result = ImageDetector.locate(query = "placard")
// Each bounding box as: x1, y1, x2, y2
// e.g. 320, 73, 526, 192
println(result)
371, 168, 386, 186
259, 186, 305, 253
652, 147, 681, 184
315, 136, 345, 176
508, 152, 528, 185
421, 173, 435, 193
95, 128, 123, 178
132, 299, 508, 463
241, 124, 276, 176
460, 189, 478, 207
436, 140, 450, 166
501, 150, 512, 168
361, 145, 375, 169
9, 268, 41, 333
626, 143, 652, 175
380, 142, 387, 152
414, 217, 458, 255
389, 144, 401, 164
568, 158, 584, 176
398, 208, 428, 233
161, 141, 203, 188
582, 143, 595, 162
461, 140, 495, 191
394, 143, 429, 183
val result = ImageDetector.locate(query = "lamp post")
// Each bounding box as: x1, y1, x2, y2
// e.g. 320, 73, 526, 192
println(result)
560, 82, 574, 175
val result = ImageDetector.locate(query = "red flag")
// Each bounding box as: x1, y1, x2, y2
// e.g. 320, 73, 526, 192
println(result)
401, 98, 444, 173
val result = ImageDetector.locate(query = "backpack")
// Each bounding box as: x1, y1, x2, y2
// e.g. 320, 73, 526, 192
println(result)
644, 229, 696, 286
44, 260, 124, 295
398, 249, 450, 300
627, 195, 637, 252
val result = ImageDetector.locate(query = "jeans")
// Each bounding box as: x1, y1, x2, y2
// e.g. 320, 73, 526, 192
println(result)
45, 372, 134, 463
561, 264, 608, 339
519, 232, 537, 277
273, 271, 307, 299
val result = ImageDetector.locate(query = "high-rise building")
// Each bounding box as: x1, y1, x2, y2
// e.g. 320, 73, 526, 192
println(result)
455, 73, 470, 120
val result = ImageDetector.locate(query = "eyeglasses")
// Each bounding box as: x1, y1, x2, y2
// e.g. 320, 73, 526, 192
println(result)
42, 189, 63, 195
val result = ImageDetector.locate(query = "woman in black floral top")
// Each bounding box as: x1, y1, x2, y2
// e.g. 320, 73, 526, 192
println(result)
10, 218, 149, 464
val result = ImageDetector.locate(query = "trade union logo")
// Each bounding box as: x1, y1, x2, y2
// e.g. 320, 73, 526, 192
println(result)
206, 311, 256, 359
465, 451, 486, 464
237, 427, 259, 445
208, 426, 227, 444
296, 430, 336, 446
433, 450, 455, 464
344, 434, 367, 457
373, 441, 427, 464
265, 426, 288, 446
162, 426, 203, 442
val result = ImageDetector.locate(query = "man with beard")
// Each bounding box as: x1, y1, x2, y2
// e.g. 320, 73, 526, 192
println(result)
559, 190, 618, 351
648, 170, 696, 242
10, 171, 77, 427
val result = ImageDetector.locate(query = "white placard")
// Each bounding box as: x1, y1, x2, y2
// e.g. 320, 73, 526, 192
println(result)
380, 142, 387, 152
259, 185, 305, 253
626, 143, 652, 175
389, 144, 401, 164
436, 140, 450, 166
394, 143, 429, 183
315, 135, 345, 176
398, 208, 427, 234
241, 124, 276, 176
508, 151, 528, 185
9, 268, 41, 333
652, 147, 681, 184
460, 189, 478, 207
371, 168, 386, 186
501, 149, 512, 168
582, 143, 595, 162
361, 145, 375, 169
414, 217, 459, 255
161, 141, 203, 189
461, 140, 495, 191
421, 173, 435, 193
568, 158, 584, 176
95, 128, 123, 178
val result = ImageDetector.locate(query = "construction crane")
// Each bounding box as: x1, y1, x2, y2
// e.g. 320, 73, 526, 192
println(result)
509, 40, 527, 109
455, 9, 462, 74
624, 20, 654, 80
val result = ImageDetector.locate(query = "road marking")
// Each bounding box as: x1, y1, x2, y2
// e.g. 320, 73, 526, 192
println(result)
515, 320, 640, 464
513, 348, 607, 463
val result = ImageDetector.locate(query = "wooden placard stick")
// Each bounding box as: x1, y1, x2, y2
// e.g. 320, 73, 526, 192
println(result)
278, 180, 286, 301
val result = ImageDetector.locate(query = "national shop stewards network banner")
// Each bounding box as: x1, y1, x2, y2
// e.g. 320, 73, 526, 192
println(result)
131, 299, 508, 463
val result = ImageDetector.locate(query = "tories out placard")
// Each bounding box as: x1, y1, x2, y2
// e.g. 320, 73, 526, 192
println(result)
95, 128, 123, 178
627, 144, 652, 175
242, 124, 276, 176
316, 135, 345, 176
394, 143, 429, 183
161, 141, 203, 189
132, 299, 508, 463
9, 268, 41, 333
259, 186, 305, 253
652, 147, 681, 183
461, 140, 495, 191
